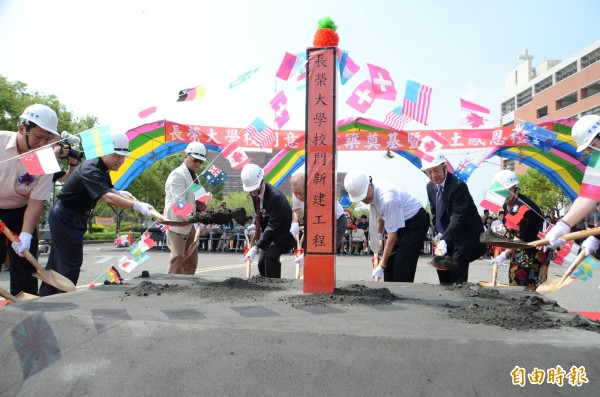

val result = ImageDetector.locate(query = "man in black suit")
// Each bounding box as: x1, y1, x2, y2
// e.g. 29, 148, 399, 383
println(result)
422, 154, 485, 284
242, 164, 295, 278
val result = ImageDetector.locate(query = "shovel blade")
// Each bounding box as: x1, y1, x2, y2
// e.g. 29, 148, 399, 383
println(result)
33, 270, 77, 292
536, 275, 576, 295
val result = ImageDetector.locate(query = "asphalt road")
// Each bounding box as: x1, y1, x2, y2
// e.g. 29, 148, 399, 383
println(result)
1, 242, 599, 312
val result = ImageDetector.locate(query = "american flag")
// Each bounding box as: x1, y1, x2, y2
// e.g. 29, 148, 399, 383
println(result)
402, 80, 432, 126
383, 105, 411, 130
245, 117, 276, 149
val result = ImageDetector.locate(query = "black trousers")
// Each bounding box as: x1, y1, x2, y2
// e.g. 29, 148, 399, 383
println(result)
0, 206, 39, 295
436, 247, 470, 284
257, 237, 295, 278
383, 207, 430, 282
39, 201, 88, 296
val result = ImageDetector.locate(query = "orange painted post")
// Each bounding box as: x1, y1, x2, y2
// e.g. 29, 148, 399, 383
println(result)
303, 47, 337, 293
127, 225, 134, 246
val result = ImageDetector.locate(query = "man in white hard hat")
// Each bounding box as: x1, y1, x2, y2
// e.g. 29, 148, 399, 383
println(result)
163, 141, 207, 274
0, 104, 59, 295
344, 170, 430, 282
422, 153, 485, 284
488, 170, 549, 289
242, 163, 295, 278
289, 172, 347, 269
39, 130, 155, 296
545, 115, 600, 257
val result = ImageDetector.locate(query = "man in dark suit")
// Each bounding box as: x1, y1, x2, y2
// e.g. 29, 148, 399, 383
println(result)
242, 164, 295, 278
422, 154, 485, 284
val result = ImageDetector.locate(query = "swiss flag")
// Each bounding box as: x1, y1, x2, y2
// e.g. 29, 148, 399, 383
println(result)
367, 63, 397, 101
270, 91, 290, 129
346, 80, 376, 113
221, 142, 251, 170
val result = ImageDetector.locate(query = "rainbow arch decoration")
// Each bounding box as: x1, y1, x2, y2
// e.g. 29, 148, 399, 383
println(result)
111, 121, 220, 190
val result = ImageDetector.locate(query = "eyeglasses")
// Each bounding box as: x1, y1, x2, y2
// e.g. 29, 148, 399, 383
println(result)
192, 158, 204, 164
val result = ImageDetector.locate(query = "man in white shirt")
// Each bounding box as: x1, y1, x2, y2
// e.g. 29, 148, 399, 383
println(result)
344, 171, 430, 282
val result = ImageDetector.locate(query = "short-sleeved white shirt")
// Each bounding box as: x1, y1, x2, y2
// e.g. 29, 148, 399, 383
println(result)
0, 131, 53, 209
370, 180, 422, 233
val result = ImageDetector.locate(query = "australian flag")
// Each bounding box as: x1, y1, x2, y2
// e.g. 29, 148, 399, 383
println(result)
201, 165, 228, 187
517, 122, 558, 152
454, 157, 477, 182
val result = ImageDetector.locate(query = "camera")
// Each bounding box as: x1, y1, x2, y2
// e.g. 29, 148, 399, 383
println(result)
58, 131, 85, 162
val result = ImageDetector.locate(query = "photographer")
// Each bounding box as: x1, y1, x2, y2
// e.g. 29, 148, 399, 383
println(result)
53, 131, 84, 183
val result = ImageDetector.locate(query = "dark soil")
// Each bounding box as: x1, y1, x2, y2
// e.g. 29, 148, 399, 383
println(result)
282, 284, 402, 306
444, 283, 600, 333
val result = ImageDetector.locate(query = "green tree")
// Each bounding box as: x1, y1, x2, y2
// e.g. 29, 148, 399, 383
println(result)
517, 168, 570, 217
0, 75, 97, 134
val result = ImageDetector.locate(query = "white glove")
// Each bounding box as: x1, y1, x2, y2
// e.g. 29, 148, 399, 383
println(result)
294, 253, 304, 267
433, 233, 443, 243
544, 221, 571, 248
434, 239, 447, 256
11, 232, 32, 257
117, 190, 134, 200
581, 236, 600, 256
290, 222, 300, 237
133, 201, 154, 217
371, 264, 384, 281
245, 246, 258, 262
490, 252, 507, 266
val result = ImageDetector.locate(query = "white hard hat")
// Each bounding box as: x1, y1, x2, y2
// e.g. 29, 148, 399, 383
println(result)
494, 170, 518, 189
420, 153, 446, 171
19, 104, 59, 135
111, 131, 131, 156
241, 163, 264, 192
572, 115, 600, 152
185, 141, 207, 161
344, 170, 370, 202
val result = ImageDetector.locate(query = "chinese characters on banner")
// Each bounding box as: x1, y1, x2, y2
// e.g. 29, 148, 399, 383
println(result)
304, 47, 337, 294
163, 121, 521, 151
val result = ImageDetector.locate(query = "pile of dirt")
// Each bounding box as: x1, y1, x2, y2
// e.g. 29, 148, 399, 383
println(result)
283, 284, 401, 306
123, 277, 284, 302
446, 292, 600, 332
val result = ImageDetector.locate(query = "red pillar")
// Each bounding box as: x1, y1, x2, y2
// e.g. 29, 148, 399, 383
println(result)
303, 47, 337, 293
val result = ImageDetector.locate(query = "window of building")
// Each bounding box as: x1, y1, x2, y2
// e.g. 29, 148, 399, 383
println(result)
534, 76, 553, 94
501, 98, 515, 115
503, 159, 515, 171
503, 120, 514, 127
582, 106, 600, 117
555, 61, 577, 83
581, 47, 600, 69
581, 80, 600, 100
517, 88, 532, 108
555, 92, 578, 110
537, 105, 548, 119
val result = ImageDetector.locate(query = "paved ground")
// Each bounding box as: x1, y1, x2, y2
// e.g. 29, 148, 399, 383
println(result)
1, 244, 599, 396
2, 243, 599, 313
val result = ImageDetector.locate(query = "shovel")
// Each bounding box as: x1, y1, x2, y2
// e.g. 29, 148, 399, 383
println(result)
293, 233, 304, 280
479, 227, 600, 250
0, 221, 76, 292
536, 250, 586, 295
183, 224, 205, 261
244, 229, 252, 278
0, 286, 37, 304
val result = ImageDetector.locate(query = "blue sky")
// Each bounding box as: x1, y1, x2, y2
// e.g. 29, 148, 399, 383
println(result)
1, 0, 599, 206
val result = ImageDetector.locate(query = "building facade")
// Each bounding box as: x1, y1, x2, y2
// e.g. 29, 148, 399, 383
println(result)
500, 40, 600, 174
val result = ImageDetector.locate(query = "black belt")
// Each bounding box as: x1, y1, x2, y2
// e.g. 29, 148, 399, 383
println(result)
57, 200, 91, 217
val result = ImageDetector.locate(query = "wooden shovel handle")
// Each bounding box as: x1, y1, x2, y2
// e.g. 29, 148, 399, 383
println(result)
1, 225, 43, 273
557, 250, 587, 288
150, 209, 169, 222
533, 227, 600, 247
0, 287, 17, 304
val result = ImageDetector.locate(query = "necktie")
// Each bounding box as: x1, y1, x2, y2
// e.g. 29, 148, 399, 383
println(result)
435, 185, 445, 234
254, 197, 261, 241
